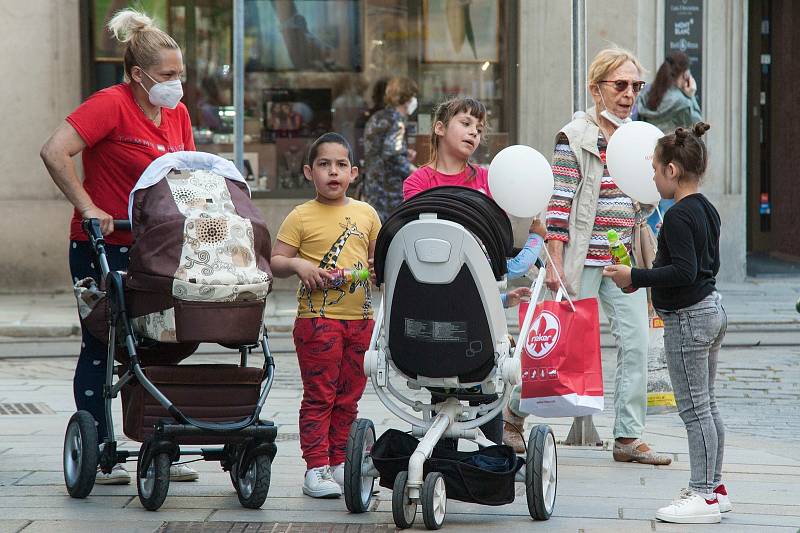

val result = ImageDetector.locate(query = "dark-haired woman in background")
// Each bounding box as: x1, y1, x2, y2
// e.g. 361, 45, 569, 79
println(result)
637, 52, 702, 230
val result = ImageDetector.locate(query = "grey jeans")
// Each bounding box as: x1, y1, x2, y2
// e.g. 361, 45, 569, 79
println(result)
657, 292, 727, 493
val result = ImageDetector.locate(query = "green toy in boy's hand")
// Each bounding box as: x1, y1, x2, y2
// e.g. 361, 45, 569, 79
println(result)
323, 268, 370, 288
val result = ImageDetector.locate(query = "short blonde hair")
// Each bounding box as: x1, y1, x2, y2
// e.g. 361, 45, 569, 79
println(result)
384, 77, 418, 107
107, 9, 180, 81
587, 46, 644, 86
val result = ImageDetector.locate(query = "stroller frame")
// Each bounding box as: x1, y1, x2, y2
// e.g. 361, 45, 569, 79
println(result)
63, 219, 277, 511
343, 216, 558, 529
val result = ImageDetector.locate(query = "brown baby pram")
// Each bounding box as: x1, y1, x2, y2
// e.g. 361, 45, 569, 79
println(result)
63, 153, 277, 511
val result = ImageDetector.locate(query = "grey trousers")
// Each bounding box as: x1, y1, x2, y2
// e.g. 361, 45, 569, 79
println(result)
658, 292, 727, 493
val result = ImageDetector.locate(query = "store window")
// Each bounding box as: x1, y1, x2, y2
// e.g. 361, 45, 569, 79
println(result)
85, 0, 517, 198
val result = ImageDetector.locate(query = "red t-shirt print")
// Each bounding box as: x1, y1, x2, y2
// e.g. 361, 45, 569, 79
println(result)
66, 83, 195, 245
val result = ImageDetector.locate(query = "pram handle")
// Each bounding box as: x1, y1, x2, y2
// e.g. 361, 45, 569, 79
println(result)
81, 218, 131, 238
81, 218, 132, 281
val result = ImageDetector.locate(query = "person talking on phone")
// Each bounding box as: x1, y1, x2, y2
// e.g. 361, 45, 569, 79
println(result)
636, 51, 703, 231
40, 8, 197, 485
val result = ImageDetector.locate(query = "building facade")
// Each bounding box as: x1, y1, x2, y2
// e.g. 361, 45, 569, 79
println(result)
1, 0, 783, 292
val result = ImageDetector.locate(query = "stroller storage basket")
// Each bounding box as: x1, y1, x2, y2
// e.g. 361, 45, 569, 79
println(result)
120, 364, 265, 444
371, 429, 524, 506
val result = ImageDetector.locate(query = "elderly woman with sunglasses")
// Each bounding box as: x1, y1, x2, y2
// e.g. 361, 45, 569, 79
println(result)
502, 47, 672, 466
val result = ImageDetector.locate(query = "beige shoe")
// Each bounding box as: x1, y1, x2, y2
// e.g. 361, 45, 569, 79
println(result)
502, 407, 526, 454
613, 438, 672, 465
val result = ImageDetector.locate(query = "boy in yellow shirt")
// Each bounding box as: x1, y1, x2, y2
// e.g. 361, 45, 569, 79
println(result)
271, 133, 381, 498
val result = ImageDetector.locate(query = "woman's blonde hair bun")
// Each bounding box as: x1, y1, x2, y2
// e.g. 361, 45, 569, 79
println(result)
107, 9, 154, 43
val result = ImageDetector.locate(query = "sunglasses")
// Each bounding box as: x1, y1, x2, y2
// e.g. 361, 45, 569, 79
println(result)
600, 80, 647, 93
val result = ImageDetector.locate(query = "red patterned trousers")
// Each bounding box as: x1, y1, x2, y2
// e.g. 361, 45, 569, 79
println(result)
293, 317, 374, 469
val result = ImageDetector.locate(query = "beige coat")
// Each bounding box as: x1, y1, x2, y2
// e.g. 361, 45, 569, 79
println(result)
555, 107, 655, 296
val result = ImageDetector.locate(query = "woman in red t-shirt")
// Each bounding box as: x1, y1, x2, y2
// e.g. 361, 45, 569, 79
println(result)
40, 9, 197, 485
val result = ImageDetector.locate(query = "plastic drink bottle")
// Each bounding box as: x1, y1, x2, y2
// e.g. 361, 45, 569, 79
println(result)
323, 268, 370, 288
607, 229, 637, 293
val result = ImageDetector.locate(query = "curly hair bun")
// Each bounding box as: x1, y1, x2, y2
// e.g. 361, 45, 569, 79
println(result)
674, 127, 689, 146
692, 121, 711, 138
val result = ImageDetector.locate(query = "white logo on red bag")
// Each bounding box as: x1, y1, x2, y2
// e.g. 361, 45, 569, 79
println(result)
525, 311, 560, 359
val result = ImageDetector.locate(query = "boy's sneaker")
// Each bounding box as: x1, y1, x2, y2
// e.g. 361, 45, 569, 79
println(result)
95, 463, 131, 485
714, 484, 732, 513
656, 488, 721, 524
331, 463, 345, 488
303, 466, 342, 498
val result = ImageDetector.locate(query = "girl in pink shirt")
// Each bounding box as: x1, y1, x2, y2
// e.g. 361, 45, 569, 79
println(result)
403, 96, 491, 200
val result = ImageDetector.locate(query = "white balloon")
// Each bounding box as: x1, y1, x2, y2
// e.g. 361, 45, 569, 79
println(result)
605, 121, 664, 204
488, 145, 555, 218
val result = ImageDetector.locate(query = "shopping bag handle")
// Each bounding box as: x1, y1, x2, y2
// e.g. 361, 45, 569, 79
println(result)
513, 246, 575, 362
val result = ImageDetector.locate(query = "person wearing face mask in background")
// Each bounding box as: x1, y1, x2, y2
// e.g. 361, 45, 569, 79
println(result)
361, 77, 419, 222
40, 8, 197, 485
528, 47, 672, 465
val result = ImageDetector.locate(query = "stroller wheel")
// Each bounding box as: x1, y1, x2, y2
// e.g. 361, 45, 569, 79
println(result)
391, 471, 417, 529
421, 471, 447, 530
235, 452, 271, 509
344, 418, 376, 513
63, 411, 99, 498
525, 424, 557, 520
137, 447, 171, 511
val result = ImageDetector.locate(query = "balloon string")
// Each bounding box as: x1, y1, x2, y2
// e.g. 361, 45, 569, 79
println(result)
656, 204, 664, 223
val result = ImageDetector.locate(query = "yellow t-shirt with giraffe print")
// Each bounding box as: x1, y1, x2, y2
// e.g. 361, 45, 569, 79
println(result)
276, 199, 381, 320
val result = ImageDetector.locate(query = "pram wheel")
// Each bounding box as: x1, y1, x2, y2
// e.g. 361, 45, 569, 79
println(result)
344, 418, 376, 513
421, 471, 447, 530
63, 411, 99, 498
525, 424, 557, 520
392, 470, 417, 529
137, 446, 171, 511
235, 451, 271, 509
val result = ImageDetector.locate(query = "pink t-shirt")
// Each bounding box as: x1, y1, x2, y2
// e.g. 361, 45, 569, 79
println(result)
403, 164, 491, 200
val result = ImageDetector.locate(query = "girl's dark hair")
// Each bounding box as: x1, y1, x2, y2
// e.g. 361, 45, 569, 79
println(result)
647, 51, 691, 110
655, 122, 711, 180
427, 96, 487, 180
306, 132, 355, 166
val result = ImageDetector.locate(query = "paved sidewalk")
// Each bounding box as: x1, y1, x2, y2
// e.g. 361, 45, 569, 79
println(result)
0, 343, 798, 532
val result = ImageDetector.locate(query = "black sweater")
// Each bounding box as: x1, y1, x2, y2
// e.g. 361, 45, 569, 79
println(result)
631, 194, 721, 311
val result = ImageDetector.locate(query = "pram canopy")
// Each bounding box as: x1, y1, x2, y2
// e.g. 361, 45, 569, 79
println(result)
374, 186, 515, 285
115, 152, 271, 345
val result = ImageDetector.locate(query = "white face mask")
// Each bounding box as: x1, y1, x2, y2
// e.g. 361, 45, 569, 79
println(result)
598, 91, 631, 127
406, 96, 418, 115
140, 70, 183, 109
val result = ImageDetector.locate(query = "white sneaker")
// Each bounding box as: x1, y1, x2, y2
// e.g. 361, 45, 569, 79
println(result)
303, 466, 342, 498
331, 462, 345, 487
656, 488, 721, 524
170, 464, 199, 482
95, 463, 131, 485
714, 484, 733, 513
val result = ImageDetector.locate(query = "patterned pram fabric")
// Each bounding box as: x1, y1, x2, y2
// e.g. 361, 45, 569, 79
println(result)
75, 152, 273, 348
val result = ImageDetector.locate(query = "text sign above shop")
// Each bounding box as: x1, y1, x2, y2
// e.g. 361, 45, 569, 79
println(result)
664, 0, 703, 104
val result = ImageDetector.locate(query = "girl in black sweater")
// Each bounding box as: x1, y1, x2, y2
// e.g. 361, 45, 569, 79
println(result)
604, 122, 730, 524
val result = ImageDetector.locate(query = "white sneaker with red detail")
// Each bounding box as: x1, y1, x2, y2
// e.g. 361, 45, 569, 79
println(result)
655, 488, 721, 524
714, 484, 733, 513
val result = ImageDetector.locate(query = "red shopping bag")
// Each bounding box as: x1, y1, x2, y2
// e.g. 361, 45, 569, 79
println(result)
517, 298, 604, 417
